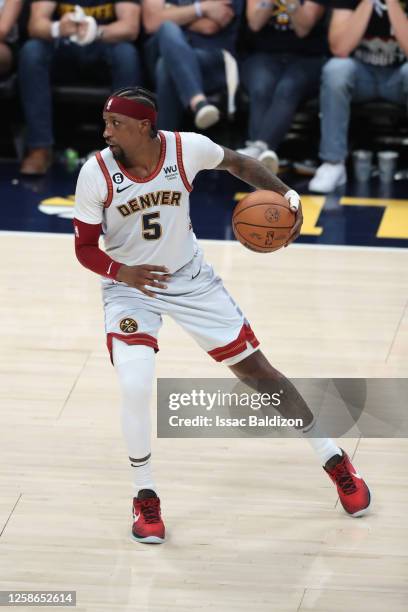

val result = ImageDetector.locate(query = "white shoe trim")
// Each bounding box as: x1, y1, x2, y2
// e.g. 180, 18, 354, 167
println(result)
131, 533, 165, 544
350, 505, 370, 518
258, 150, 279, 173
237, 146, 262, 158
309, 162, 347, 193
195, 105, 220, 130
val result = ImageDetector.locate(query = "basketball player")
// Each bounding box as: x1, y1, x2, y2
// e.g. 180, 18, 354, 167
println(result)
74, 87, 371, 544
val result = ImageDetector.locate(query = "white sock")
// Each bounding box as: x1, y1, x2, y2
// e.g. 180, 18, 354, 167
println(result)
302, 418, 342, 466
128, 454, 156, 497
113, 339, 157, 496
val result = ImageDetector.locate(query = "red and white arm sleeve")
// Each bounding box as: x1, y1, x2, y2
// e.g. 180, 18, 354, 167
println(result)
73, 218, 122, 280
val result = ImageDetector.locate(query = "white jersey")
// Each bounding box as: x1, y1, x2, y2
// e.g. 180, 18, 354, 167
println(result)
74, 131, 224, 273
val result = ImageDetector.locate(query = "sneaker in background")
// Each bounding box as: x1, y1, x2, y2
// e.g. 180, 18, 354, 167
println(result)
194, 101, 220, 130
259, 149, 279, 174
237, 140, 267, 159
237, 141, 280, 173
309, 162, 347, 193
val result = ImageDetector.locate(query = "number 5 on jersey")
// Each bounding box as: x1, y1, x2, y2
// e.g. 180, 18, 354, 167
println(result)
142, 212, 162, 240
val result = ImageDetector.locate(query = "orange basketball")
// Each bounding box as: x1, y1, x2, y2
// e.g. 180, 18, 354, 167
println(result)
232, 190, 296, 253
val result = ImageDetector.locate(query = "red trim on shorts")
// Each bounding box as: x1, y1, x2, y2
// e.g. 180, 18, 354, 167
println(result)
116, 131, 166, 183
107, 332, 159, 364
175, 132, 193, 193
96, 152, 113, 208
208, 323, 260, 362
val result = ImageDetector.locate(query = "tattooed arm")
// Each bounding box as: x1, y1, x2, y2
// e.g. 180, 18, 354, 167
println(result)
217, 146, 291, 193
216, 146, 303, 245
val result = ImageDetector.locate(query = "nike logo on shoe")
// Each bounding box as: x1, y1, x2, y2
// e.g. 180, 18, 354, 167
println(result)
117, 184, 132, 193
351, 472, 362, 479
133, 512, 140, 521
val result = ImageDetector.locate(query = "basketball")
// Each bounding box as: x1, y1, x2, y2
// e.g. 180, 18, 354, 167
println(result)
232, 190, 296, 253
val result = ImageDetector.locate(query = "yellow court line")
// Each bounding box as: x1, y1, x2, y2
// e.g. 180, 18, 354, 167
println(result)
40, 193, 408, 240
341, 197, 408, 206
341, 197, 408, 239
40, 196, 75, 207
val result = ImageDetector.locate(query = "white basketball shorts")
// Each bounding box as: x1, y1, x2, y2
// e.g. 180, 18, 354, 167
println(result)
102, 247, 260, 366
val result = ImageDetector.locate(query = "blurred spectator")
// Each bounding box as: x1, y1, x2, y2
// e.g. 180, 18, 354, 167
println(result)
19, 0, 142, 175
238, 0, 328, 172
143, 0, 243, 130
0, 0, 23, 76
309, 0, 408, 193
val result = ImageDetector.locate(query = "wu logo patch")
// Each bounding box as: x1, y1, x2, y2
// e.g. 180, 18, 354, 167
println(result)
120, 318, 138, 333
164, 165, 178, 179
113, 172, 124, 184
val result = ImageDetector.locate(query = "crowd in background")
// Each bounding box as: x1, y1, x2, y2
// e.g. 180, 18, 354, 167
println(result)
0, 0, 407, 192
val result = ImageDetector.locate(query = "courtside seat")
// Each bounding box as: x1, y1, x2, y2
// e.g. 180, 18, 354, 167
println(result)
233, 90, 408, 161
0, 72, 17, 100
282, 98, 408, 141
51, 83, 111, 155
238, 89, 407, 133
0, 73, 19, 157
351, 100, 408, 135
2, 77, 406, 157
52, 83, 111, 106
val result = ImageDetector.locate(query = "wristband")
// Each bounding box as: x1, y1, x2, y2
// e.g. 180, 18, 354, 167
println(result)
256, 0, 273, 8
96, 25, 104, 40
194, 1, 203, 17
285, 1, 299, 14
50, 21, 61, 38
284, 189, 300, 212
370, 0, 387, 17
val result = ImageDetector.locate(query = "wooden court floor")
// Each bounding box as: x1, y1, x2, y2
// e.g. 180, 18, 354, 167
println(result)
0, 233, 407, 612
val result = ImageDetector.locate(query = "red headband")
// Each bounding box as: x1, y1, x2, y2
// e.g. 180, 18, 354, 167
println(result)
103, 96, 157, 125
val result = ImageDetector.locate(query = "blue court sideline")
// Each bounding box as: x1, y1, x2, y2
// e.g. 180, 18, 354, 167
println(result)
1, 160, 407, 248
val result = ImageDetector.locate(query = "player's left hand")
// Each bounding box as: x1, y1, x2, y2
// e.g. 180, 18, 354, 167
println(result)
283, 189, 303, 247
75, 16, 98, 45
69, 7, 98, 46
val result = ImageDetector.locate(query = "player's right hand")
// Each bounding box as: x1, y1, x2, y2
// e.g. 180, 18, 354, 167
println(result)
116, 264, 171, 297
202, 0, 234, 26
59, 13, 79, 37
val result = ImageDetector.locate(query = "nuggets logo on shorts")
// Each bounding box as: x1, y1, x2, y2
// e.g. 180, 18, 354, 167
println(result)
119, 318, 138, 333
265, 207, 280, 223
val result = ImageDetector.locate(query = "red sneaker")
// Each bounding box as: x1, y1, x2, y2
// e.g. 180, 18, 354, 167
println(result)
324, 450, 371, 517
132, 492, 165, 544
